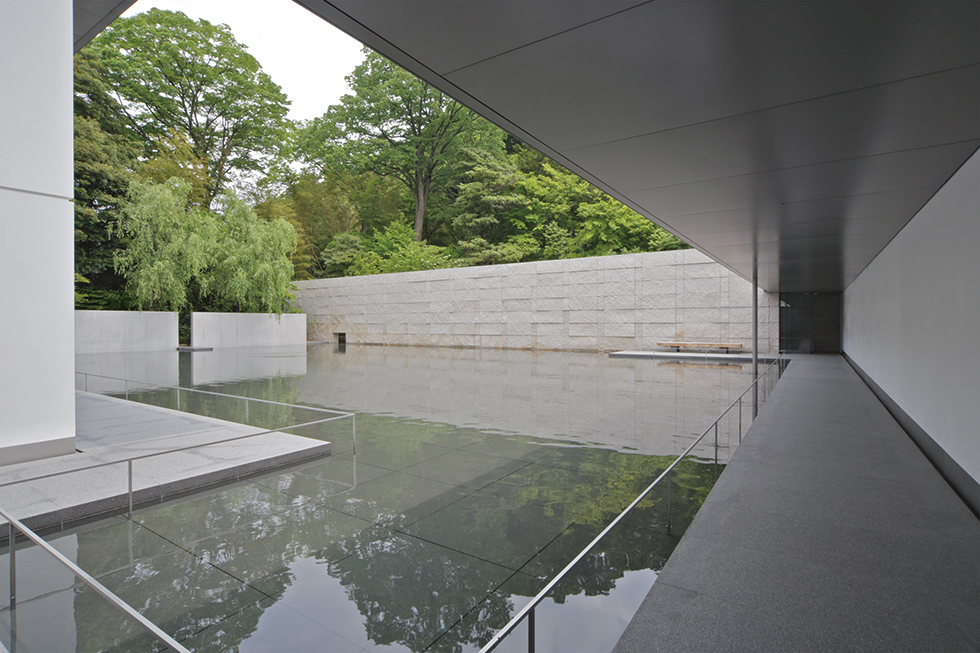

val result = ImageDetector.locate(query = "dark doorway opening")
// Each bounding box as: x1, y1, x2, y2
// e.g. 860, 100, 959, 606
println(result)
779, 293, 841, 353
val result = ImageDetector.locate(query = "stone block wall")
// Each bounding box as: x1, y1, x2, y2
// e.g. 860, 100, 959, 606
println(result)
293, 249, 778, 353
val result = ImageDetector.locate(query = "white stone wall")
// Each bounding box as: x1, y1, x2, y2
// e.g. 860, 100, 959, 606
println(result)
75, 310, 178, 353
294, 249, 778, 353
844, 151, 979, 487
191, 312, 307, 348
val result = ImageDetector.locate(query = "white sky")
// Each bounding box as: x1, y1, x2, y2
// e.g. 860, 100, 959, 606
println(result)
122, 0, 366, 122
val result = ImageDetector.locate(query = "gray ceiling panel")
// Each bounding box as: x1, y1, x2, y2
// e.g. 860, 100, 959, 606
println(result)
626, 143, 980, 218
74, 0, 136, 51
569, 66, 978, 194
444, 1, 980, 151
328, 1, 645, 75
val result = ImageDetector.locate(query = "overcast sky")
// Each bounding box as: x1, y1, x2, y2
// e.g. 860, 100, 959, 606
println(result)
123, 0, 366, 122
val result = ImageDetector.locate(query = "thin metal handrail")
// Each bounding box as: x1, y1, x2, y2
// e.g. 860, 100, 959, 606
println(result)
0, 413, 348, 489
1, 507, 190, 653
1, 374, 356, 520
480, 354, 786, 653
76, 371, 349, 415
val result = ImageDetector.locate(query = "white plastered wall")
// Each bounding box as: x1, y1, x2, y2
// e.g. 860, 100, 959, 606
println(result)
843, 150, 980, 486
75, 310, 178, 353
0, 0, 76, 465
190, 313, 307, 348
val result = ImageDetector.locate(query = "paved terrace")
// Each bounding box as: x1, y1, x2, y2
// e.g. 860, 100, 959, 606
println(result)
615, 354, 979, 652
0, 392, 331, 533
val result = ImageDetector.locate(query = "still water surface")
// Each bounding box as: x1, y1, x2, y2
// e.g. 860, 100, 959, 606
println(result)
3, 345, 754, 652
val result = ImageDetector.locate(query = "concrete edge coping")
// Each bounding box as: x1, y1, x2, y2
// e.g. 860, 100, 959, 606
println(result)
0, 439, 330, 538
609, 350, 780, 363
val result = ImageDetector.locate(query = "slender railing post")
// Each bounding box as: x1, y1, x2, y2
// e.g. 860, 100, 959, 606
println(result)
8, 522, 15, 605
352, 414, 357, 455
9, 521, 17, 652
752, 263, 759, 419
125, 379, 128, 401
176, 387, 180, 412
738, 396, 742, 444
714, 421, 719, 466
527, 607, 535, 653
128, 460, 133, 520
245, 399, 249, 426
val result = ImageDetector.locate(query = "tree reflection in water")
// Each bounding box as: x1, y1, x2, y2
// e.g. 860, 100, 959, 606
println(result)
39, 408, 720, 653
317, 456, 719, 652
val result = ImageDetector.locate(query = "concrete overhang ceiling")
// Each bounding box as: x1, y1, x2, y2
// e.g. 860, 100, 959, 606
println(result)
77, 0, 979, 292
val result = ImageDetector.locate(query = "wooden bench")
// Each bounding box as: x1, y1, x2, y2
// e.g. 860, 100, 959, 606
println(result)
657, 341, 744, 353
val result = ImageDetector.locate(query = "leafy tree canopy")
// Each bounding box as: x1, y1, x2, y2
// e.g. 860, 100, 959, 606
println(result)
80, 17, 688, 295
322, 222, 453, 277
114, 178, 296, 314
74, 50, 139, 309
85, 8, 290, 206
299, 50, 503, 241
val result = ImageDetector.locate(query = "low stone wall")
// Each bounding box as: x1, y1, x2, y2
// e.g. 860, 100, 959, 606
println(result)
190, 312, 307, 348
294, 250, 778, 353
75, 310, 178, 353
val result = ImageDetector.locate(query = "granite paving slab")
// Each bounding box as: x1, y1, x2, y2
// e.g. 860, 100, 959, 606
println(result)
613, 354, 979, 653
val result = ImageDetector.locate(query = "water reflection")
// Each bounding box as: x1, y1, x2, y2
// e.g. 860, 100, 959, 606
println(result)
84, 344, 757, 459
16, 344, 753, 652
2, 448, 717, 652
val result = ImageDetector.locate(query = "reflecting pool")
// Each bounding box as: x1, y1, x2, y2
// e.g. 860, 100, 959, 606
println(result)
3, 345, 757, 652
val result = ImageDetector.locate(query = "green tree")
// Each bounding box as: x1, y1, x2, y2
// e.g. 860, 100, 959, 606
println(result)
85, 8, 290, 206
115, 179, 296, 313
73, 50, 139, 309
451, 149, 531, 265
207, 194, 298, 313
252, 188, 318, 281
114, 179, 215, 312
322, 223, 453, 277
514, 154, 688, 257
253, 168, 410, 279
139, 129, 212, 208
300, 50, 503, 241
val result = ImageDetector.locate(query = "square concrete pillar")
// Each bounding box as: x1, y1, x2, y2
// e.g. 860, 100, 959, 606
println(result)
0, 0, 76, 464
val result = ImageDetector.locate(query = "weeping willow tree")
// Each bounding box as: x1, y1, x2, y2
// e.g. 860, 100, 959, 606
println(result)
114, 178, 297, 314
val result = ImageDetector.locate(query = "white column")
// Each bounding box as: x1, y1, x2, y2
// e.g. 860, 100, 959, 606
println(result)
0, 0, 76, 465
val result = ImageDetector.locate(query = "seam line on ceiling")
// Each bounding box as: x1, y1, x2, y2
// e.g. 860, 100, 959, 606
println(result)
624, 139, 980, 195
655, 185, 958, 224
563, 63, 980, 154
442, 0, 657, 77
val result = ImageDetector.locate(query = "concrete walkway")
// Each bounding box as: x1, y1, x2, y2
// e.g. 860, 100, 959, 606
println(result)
0, 392, 331, 533
614, 354, 979, 652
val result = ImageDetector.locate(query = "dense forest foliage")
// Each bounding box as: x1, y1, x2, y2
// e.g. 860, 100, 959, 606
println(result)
74, 9, 687, 312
